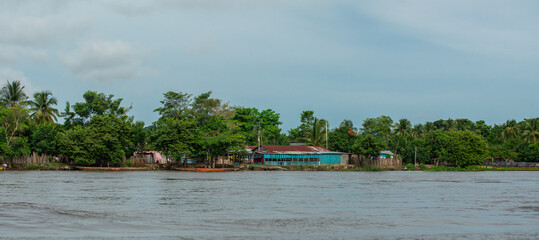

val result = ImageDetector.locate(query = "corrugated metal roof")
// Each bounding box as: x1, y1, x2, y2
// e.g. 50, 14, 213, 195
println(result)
254, 145, 340, 155
380, 150, 394, 155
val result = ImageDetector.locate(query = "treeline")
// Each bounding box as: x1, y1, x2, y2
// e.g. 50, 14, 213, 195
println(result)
0, 80, 537, 167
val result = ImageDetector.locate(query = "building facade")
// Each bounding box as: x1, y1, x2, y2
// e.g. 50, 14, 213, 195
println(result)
251, 145, 343, 166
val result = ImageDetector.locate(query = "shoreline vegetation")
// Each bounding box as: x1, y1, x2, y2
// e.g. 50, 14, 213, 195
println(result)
0, 81, 537, 169
5, 163, 538, 172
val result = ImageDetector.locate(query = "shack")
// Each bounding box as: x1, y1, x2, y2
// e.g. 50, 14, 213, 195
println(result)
133, 151, 170, 164
251, 145, 343, 166
379, 150, 395, 159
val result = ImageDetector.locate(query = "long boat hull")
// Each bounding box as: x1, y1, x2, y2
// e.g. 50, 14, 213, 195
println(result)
173, 167, 236, 172
75, 166, 147, 171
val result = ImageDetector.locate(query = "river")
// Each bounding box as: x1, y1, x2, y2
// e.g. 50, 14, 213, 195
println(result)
0, 171, 537, 239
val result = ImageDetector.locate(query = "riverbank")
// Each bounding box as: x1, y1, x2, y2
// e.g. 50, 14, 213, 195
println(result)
3, 163, 538, 171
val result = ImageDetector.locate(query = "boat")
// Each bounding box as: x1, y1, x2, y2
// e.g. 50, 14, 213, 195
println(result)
75, 166, 147, 171
172, 167, 236, 172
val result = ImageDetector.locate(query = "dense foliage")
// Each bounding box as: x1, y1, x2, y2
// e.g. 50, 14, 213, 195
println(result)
0, 80, 536, 167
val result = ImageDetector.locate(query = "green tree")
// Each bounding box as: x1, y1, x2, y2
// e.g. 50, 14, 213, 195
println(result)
444, 118, 457, 131
129, 120, 148, 153
29, 91, 59, 124
392, 118, 412, 155
401, 139, 429, 164
361, 116, 393, 140
190, 92, 244, 167
517, 143, 539, 162
423, 130, 450, 164
455, 119, 475, 131
232, 107, 283, 145
445, 130, 487, 167
29, 123, 60, 155
329, 120, 357, 153
474, 120, 491, 138
197, 115, 244, 168
521, 118, 538, 144
353, 134, 385, 158
502, 120, 519, 140
154, 91, 192, 120
0, 106, 30, 166
151, 117, 198, 166
257, 109, 283, 145
411, 123, 425, 139
0, 80, 28, 108
57, 115, 133, 166
303, 117, 327, 147
65, 91, 130, 126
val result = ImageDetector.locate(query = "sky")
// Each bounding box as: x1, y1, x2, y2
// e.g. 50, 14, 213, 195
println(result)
1, 0, 538, 131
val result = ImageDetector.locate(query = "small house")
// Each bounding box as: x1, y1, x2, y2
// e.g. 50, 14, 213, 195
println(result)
379, 150, 395, 159
133, 151, 170, 164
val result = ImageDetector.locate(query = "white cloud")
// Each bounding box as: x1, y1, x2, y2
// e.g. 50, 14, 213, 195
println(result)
0, 15, 86, 46
0, 13, 89, 64
60, 40, 150, 82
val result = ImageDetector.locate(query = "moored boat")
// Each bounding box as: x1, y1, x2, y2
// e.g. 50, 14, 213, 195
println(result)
75, 166, 147, 171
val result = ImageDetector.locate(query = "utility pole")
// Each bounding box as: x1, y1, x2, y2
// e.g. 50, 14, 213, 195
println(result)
258, 123, 262, 151
414, 145, 417, 166
326, 121, 329, 149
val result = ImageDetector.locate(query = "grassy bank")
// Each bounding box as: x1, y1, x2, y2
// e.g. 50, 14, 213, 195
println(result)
4, 163, 537, 171
402, 164, 538, 171
17, 162, 71, 171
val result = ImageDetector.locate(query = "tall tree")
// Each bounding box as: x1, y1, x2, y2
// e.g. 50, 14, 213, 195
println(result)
57, 115, 133, 166
522, 118, 539, 144
353, 134, 385, 159
29, 91, 59, 124
151, 117, 198, 166
0, 106, 30, 166
411, 123, 425, 139
0, 80, 27, 108
303, 117, 327, 147
502, 120, 519, 140
361, 116, 393, 139
445, 130, 487, 167
329, 119, 357, 153
154, 91, 192, 120
394, 118, 412, 138
64, 91, 130, 126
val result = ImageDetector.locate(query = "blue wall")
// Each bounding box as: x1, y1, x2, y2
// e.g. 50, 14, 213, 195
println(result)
255, 153, 341, 166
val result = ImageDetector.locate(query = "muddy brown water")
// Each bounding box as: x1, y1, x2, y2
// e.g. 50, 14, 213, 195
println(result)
0, 171, 537, 239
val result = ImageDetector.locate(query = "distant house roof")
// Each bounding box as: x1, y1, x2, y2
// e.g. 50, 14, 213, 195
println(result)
380, 150, 394, 156
253, 145, 340, 155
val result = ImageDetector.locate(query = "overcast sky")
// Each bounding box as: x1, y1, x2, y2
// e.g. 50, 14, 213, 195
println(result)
1, 0, 538, 130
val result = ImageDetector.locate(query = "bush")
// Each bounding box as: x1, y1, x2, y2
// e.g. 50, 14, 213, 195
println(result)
518, 143, 539, 162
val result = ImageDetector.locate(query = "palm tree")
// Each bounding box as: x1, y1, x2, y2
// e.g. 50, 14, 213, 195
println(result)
424, 122, 435, 133
29, 91, 59, 124
395, 119, 412, 138
502, 119, 519, 140
1, 80, 28, 107
444, 118, 457, 131
304, 117, 327, 147
411, 123, 425, 139
522, 118, 538, 144
393, 118, 412, 155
